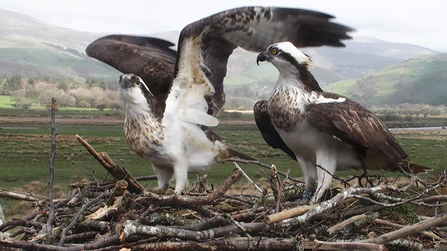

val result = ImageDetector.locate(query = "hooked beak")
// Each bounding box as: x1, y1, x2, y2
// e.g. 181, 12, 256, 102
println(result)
119, 74, 133, 88
256, 52, 270, 66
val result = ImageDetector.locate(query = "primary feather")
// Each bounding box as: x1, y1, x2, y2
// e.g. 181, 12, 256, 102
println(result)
89, 6, 354, 194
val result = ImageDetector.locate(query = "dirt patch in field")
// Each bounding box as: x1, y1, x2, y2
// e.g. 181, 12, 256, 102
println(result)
0, 116, 124, 125
0, 116, 256, 126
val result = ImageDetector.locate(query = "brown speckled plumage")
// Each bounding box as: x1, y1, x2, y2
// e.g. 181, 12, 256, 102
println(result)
256, 42, 430, 203
124, 115, 164, 158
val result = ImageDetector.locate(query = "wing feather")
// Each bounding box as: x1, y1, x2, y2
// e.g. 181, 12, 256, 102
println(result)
86, 35, 176, 118
305, 95, 408, 160
172, 6, 353, 115
254, 100, 297, 161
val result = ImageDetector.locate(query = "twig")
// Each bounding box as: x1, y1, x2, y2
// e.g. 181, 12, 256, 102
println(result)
327, 214, 367, 235
76, 134, 146, 194
276, 186, 388, 228
136, 169, 243, 207
120, 220, 265, 242
58, 190, 111, 246
0, 189, 45, 201
223, 158, 304, 183
373, 218, 447, 243
362, 211, 447, 244
266, 204, 319, 224
46, 97, 57, 237
234, 162, 262, 193
126, 236, 387, 251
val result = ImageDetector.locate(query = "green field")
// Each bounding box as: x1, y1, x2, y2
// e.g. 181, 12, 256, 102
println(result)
1, 110, 446, 221
0, 95, 13, 108
0, 119, 445, 191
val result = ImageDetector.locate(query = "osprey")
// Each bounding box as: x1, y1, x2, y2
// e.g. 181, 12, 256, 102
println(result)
87, 6, 353, 194
255, 42, 431, 203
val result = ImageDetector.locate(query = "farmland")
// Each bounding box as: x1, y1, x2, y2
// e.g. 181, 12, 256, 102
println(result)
0, 114, 446, 192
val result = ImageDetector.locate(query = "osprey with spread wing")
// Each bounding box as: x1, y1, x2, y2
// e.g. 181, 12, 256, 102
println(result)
87, 6, 352, 194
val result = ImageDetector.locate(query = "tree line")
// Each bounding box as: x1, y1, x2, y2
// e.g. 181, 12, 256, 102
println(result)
0, 74, 121, 110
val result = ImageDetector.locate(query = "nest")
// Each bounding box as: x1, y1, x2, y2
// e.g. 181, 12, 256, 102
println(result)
1, 100, 446, 251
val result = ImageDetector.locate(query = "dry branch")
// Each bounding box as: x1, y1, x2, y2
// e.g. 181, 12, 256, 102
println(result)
129, 237, 387, 251
136, 169, 243, 207
266, 204, 318, 224
327, 213, 367, 235
363, 212, 447, 244
1, 113, 447, 251
373, 218, 447, 243
46, 97, 58, 237
0, 189, 45, 201
75, 134, 146, 194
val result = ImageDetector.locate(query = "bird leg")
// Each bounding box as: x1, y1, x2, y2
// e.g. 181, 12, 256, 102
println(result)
359, 160, 378, 187
152, 164, 173, 194
173, 163, 189, 195
312, 150, 337, 204
297, 159, 317, 201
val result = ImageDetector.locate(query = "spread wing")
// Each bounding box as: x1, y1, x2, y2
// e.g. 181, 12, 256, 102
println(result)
86, 35, 176, 118
171, 6, 353, 116
304, 94, 408, 161
254, 100, 297, 161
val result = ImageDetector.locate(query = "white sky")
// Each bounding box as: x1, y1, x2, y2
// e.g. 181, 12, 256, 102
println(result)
1, 0, 446, 52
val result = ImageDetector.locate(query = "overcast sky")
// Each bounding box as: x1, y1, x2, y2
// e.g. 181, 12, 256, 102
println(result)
1, 0, 446, 52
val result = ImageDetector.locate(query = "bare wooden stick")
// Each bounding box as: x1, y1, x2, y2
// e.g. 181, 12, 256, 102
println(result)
327, 214, 367, 235
136, 169, 243, 207
46, 97, 57, 237
373, 218, 447, 243
234, 162, 262, 193
362, 212, 447, 244
222, 158, 304, 183
0, 189, 45, 201
127, 237, 387, 251
58, 190, 111, 246
276, 186, 388, 228
75, 134, 146, 195
266, 205, 318, 224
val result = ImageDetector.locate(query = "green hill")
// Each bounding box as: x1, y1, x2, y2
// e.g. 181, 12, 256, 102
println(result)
0, 37, 118, 82
324, 53, 447, 106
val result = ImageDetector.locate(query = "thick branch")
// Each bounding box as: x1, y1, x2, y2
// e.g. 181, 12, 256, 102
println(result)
129, 237, 386, 251
363, 212, 447, 244
0, 189, 45, 201
59, 191, 111, 246
75, 134, 146, 194
136, 169, 243, 207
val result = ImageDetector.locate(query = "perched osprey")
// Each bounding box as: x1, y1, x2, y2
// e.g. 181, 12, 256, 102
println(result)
87, 6, 353, 194
255, 42, 431, 203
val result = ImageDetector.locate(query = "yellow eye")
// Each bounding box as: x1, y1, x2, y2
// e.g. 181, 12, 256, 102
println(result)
271, 48, 277, 55
134, 78, 141, 85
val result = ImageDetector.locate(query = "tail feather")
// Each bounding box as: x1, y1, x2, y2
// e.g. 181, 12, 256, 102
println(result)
397, 160, 431, 174
227, 148, 257, 161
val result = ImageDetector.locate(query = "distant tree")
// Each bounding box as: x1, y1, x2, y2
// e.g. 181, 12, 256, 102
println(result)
69, 88, 94, 108
39, 89, 62, 107
1, 74, 24, 94
11, 90, 32, 109
57, 93, 76, 107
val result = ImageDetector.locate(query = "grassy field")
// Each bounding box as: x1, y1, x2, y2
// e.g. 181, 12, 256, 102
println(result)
1, 110, 446, 220
0, 119, 446, 191
0, 95, 13, 108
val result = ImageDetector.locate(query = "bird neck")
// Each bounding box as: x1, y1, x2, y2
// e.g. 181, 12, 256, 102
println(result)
122, 98, 158, 123
276, 66, 323, 93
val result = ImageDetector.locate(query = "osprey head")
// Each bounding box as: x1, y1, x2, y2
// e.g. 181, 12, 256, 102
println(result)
257, 42, 312, 73
118, 73, 155, 109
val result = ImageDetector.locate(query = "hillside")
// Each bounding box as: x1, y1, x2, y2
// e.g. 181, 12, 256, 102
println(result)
0, 8, 443, 107
324, 53, 447, 106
